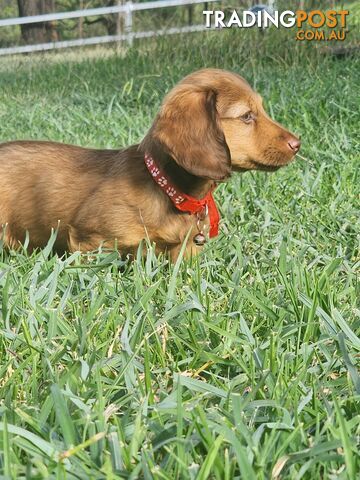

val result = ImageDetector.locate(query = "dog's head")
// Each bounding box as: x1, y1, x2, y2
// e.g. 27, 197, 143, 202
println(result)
142, 68, 300, 181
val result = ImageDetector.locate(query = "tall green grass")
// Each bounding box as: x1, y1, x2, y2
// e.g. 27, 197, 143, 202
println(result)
0, 27, 359, 479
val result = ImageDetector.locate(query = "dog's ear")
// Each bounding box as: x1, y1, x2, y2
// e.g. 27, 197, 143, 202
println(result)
144, 87, 231, 181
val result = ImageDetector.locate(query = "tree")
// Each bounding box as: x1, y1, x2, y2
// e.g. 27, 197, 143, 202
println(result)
17, 0, 58, 44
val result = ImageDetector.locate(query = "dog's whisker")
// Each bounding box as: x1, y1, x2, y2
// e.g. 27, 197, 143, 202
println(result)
296, 153, 312, 163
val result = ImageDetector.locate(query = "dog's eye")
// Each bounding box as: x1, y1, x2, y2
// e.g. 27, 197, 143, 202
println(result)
240, 111, 255, 124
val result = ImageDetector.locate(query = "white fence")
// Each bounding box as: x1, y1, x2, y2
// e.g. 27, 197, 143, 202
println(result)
0, 0, 218, 56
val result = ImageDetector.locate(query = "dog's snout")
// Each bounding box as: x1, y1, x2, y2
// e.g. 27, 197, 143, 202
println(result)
287, 137, 301, 153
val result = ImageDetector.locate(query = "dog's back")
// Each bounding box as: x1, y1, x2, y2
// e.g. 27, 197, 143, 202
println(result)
0, 141, 117, 250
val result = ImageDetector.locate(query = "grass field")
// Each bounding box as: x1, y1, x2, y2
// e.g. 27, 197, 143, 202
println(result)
0, 24, 359, 480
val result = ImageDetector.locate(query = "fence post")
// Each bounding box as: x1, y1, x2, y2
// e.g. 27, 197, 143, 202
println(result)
116, 0, 123, 48
125, 1, 133, 46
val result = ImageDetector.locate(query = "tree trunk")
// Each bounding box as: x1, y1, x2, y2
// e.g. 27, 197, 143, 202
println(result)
17, 0, 58, 44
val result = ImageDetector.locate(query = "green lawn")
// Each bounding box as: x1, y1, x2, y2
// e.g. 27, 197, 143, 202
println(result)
0, 26, 359, 479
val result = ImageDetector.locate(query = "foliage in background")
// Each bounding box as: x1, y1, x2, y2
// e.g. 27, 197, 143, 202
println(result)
0, 24, 359, 480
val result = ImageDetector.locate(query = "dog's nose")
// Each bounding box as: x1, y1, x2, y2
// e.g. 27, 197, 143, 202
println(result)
287, 137, 301, 153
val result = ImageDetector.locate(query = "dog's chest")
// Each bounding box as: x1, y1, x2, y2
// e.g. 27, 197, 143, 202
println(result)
162, 209, 211, 247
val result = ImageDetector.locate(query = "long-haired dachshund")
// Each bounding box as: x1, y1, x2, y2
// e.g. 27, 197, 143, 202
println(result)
0, 69, 300, 260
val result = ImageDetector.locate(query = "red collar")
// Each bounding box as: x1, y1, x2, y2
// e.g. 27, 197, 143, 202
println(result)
144, 153, 220, 238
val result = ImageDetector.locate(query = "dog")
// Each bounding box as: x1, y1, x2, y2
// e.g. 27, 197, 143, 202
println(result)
0, 68, 300, 260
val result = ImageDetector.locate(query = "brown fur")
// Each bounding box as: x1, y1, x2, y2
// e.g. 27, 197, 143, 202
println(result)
0, 69, 300, 260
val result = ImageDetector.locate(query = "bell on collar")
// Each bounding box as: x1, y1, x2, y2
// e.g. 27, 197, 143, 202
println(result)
193, 233, 206, 246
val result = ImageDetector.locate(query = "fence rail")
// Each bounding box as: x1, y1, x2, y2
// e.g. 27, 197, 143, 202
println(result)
0, 0, 217, 56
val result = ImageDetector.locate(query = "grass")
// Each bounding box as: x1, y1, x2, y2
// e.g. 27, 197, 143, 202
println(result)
0, 23, 359, 479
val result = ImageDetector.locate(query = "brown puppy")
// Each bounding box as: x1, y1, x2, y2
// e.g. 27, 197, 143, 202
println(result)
0, 68, 300, 260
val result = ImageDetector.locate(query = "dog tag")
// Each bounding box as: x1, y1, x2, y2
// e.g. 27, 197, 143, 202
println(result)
193, 233, 206, 246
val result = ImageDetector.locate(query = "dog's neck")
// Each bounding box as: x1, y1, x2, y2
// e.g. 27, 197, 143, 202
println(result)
140, 144, 215, 200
